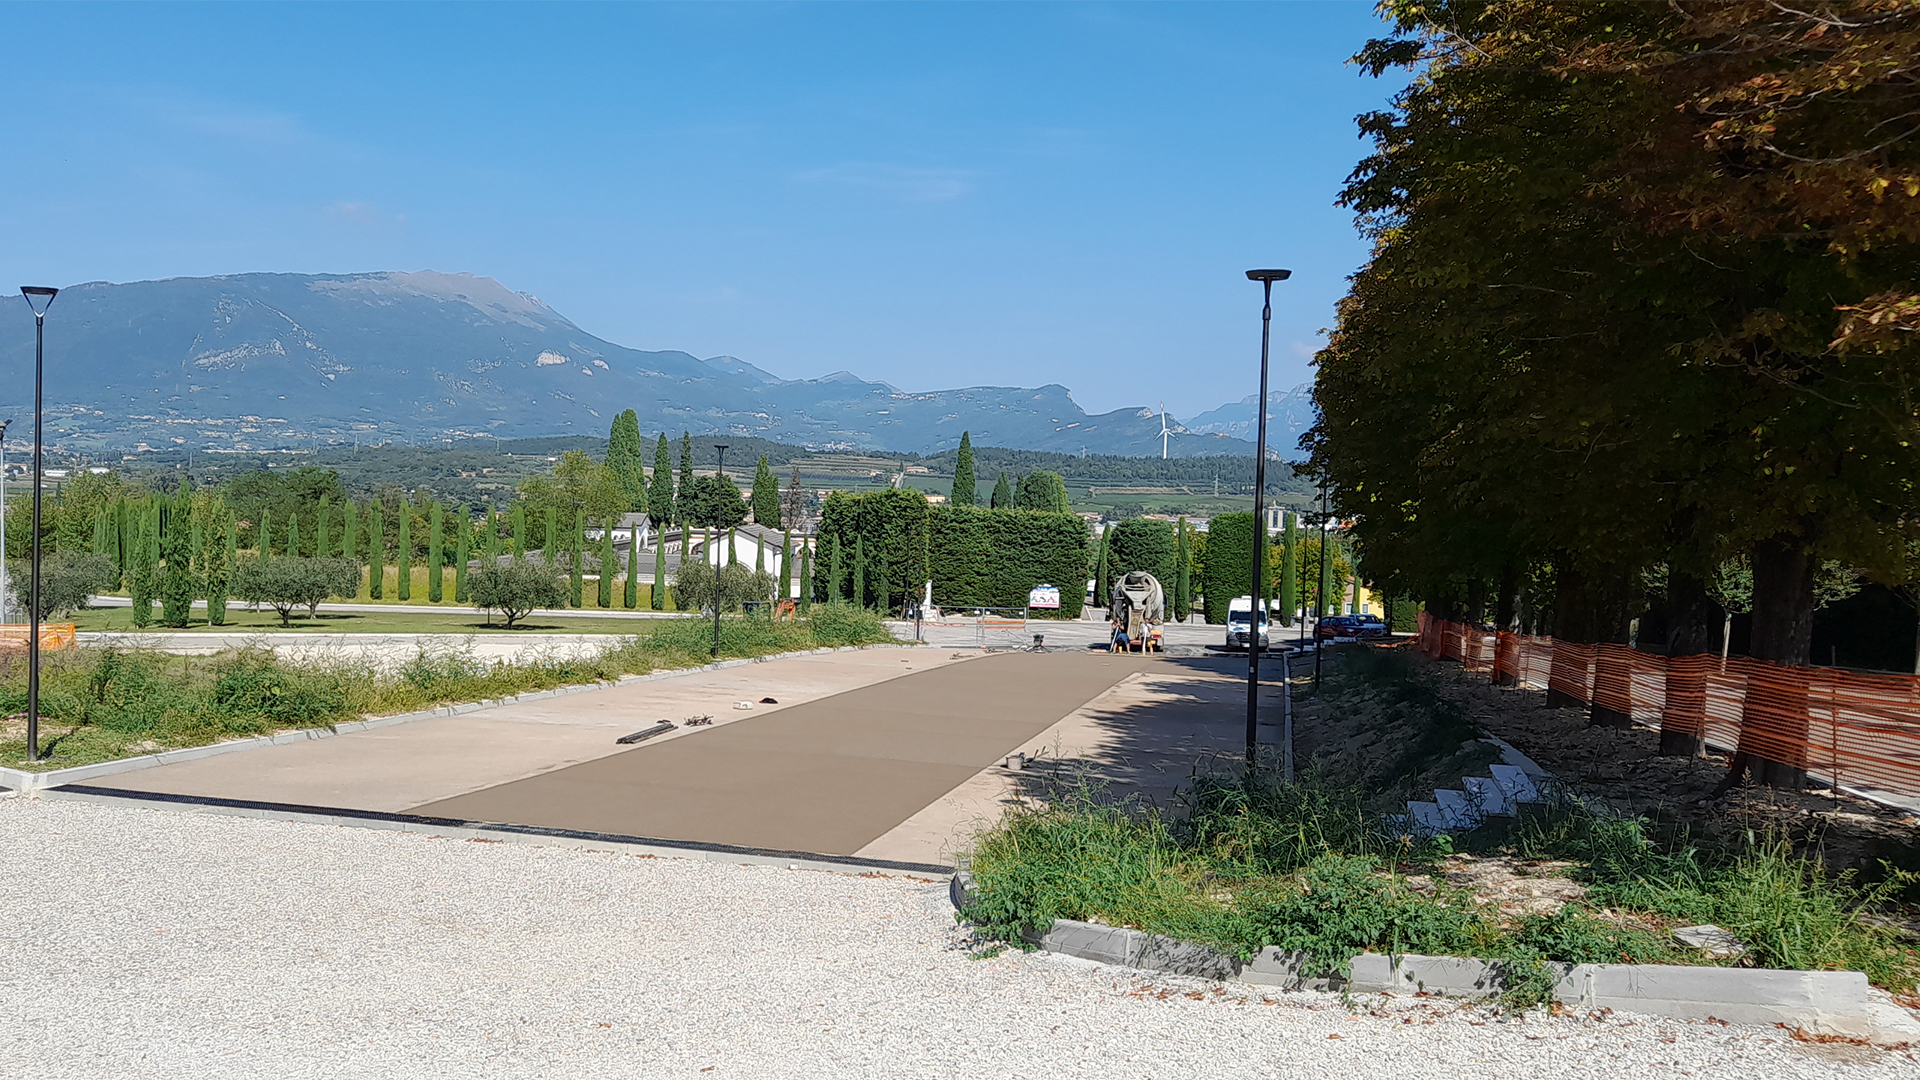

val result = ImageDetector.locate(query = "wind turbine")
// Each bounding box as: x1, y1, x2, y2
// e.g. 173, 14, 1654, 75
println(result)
1159, 404, 1171, 460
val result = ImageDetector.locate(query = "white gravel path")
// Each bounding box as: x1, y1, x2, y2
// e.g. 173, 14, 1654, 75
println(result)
1, 795, 1909, 1079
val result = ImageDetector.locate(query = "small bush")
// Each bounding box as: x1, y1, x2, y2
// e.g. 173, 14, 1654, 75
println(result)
209, 651, 350, 728
803, 602, 893, 647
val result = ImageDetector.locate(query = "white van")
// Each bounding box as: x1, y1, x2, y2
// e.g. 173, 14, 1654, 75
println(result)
1225, 596, 1269, 650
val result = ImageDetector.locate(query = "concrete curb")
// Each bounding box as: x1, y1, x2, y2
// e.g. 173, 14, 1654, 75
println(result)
31, 783, 955, 879
949, 872, 1920, 1045
0, 641, 916, 792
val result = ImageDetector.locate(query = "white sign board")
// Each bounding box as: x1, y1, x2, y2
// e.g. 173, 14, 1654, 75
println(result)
1028, 585, 1061, 610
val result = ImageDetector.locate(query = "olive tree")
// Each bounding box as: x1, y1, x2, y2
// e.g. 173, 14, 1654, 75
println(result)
468, 561, 567, 628
232, 556, 363, 625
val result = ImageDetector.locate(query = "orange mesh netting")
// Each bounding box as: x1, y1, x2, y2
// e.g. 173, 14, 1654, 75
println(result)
1414, 612, 1920, 799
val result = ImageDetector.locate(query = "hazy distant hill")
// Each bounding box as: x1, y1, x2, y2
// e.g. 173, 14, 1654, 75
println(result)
1182, 383, 1317, 460
0, 270, 1260, 458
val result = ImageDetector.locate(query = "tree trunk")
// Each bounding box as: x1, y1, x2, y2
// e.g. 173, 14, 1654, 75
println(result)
1492, 562, 1521, 685
1658, 568, 1718, 757
1585, 574, 1636, 730
1724, 534, 1816, 790
1545, 564, 1587, 709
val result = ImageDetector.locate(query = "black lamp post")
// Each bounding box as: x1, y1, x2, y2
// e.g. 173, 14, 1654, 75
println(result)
19, 286, 56, 763
709, 444, 730, 657
1243, 269, 1291, 770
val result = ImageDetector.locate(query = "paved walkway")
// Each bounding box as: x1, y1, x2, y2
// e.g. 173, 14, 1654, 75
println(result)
411, 651, 1158, 856
96, 648, 964, 811
857, 655, 1289, 864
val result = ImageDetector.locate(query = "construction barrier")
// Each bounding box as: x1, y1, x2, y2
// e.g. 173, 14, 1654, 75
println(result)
1416, 612, 1920, 800
0, 624, 76, 651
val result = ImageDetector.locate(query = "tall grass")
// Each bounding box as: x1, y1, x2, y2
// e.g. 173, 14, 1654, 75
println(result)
0, 603, 896, 769
962, 650, 1920, 1000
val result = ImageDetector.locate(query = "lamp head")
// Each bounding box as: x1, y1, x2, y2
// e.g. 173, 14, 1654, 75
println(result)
1245, 269, 1292, 283
19, 286, 57, 317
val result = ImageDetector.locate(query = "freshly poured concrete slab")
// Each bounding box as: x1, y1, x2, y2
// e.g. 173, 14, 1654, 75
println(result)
96, 648, 963, 811
409, 651, 1157, 856
855, 656, 1287, 865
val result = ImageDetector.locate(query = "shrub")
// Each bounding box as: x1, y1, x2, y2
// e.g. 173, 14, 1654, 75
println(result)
673, 559, 774, 614
468, 561, 567, 627
231, 555, 361, 625
6, 552, 116, 619
209, 651, 349, 727
803, 602, 892, 647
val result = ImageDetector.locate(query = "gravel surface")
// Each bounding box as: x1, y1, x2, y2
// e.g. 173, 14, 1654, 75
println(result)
2, 795, 1910, 1079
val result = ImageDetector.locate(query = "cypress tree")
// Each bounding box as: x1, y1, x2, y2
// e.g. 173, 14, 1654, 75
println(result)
286, 514, 300, 561
624, 524, 639, 609
597, 518, 615, 608
852, 536, 867, 608
606, 409, 649, 514
397, 508, 413, 601
652, 526, 668, 610
1175, 517, 1193, 623
369, 504, 385, 599
570, 507, 585, 607
543, 506, 557, 568
259, 508, 272, 561
799, 540, 812, 612
1279, 511, 1299, 626
113, 498, 131, 589
160, 487, 195, 628
989, 472, 1012, 509
482, 506, 500, 561
1093, 526, 1110, 609
208, 504, 233, 627
428, 503, 444, 603
92, 505, 111, 558
754, 530, 764, 574
780, 530, 793, 601
455, 505, 472, 604
342, 500, 358, 561
315, 497, 331, 560
676, 432, 695, 524
951, 431, 977, 506
649, 434, 675, 527
877, 554, 891, 616
512, 503, 528, 560
727, 526, 738, 567
750, 455, 781, 527
829, 535, 843, 604
128, 505, 155, 628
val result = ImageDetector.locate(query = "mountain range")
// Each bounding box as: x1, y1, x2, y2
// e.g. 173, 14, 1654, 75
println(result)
0, 271, 1316, 459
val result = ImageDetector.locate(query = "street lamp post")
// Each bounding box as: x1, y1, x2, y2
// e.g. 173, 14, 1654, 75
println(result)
19, 286, 57, 763
710, 444, 730, 657
1243, 269, 1291, 771
0, 419, 11, 624
1315, 478, 1331, 688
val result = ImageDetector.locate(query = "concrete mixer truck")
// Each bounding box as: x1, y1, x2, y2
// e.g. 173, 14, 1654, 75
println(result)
1108, 570, 1165, 653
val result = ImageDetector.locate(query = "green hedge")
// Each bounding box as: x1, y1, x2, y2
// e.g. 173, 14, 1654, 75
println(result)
1105, 519, 1176, 594
816, 491, 1089, 618
1201, 512, 1256, 624
929, 505, 1089, 619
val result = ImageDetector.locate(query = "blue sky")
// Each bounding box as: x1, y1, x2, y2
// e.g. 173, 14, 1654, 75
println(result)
1, 2, 1401, 419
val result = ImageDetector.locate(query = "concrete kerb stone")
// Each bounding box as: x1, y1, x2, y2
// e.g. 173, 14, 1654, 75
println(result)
0, 642, 922, 793
946, 873, 1919, 1043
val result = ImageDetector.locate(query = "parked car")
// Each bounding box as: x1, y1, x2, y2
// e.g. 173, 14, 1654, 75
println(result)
1317, 614, 1390, 640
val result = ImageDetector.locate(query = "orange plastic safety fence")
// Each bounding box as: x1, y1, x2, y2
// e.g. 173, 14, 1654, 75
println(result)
0, 623, 76, 650
1414, 613, 1920, 798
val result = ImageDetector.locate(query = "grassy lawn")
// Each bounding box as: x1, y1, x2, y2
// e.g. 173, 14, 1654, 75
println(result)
70, 606, 683, 635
